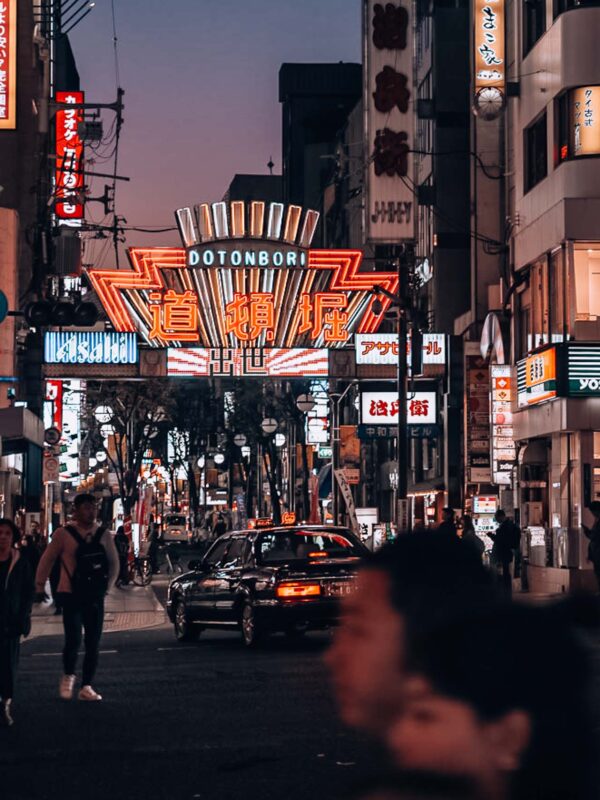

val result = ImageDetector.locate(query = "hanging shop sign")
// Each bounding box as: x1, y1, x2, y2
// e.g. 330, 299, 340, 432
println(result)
355, 332, 446, 366
364, 0, 414, 242
167, 347, 328, 378
474, 0, 505, 94
44, 380, 63, 432
473, 495, 498, 514
565, 343, 600, 395
361, 390, 437, 425
516, 347, 557, 407
0, 0, 17, 130
44, 331, 138, 365
572, 86, 600, 158
490, 365, 516, 485
55, 91, 85, 222
465, 355, 491, 483
87, 201, 398, 349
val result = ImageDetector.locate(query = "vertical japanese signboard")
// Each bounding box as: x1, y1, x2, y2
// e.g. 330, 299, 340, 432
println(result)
490, 365, 516, 485
572, 86, 600, 157
0, 0, 16, 129
364, 0, 414, 242
474, 0, 505, 94
516, 347, 557, 407
465, 355, 491, 483
55, 91, 85, 222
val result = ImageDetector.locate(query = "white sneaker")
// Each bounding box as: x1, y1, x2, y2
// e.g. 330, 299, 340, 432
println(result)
59, 674, 76, 700
78, 685, 102, 701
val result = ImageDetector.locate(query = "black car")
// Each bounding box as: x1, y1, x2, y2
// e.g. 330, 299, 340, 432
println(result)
166, 525, 369, 646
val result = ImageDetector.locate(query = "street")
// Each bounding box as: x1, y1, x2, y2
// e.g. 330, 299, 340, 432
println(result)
2, 620, 385, 800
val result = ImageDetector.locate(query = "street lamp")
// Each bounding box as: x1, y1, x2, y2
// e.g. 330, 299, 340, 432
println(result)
261, 417, 278, 435
233, 433, 247, 447
94, 405, 113, 424
214, 453, 225, 465
274, 433, 286, 447
296, 394, 316, 413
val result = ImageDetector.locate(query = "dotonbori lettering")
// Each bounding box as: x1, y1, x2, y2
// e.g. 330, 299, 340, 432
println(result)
188, 248, 307, 268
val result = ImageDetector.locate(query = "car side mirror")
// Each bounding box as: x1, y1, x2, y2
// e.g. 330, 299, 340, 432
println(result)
188, 559, 207, 572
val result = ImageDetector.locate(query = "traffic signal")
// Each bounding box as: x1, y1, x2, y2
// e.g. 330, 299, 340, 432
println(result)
23, 300, 99, 328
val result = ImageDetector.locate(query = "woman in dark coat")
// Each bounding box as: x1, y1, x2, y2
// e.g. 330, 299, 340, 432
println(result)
0, 518, 34, 726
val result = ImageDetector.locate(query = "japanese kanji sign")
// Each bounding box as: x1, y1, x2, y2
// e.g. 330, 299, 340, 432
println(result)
572, 86, 600, 158
361, 390, 437, 425
0, 0, 16, 129
55, 91, 85, 221
364, 0, 414, 242
474, 0, 505, 94
490, 365, 516, 485
355, 332, 446, 366
167, 347, 329, 378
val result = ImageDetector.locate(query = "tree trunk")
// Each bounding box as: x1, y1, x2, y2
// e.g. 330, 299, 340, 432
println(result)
263, 445, 281, 525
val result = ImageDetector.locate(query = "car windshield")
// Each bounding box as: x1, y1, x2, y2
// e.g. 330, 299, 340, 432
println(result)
165, 516, 186, 527
256, 529, 362, 564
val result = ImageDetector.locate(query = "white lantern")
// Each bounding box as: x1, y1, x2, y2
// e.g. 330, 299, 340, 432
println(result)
296, 394, 316, 413
261, 417, 278, 435
94, 405, 113, 424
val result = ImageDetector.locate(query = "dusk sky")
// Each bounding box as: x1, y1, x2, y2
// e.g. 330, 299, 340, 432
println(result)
70, 0, 361, 266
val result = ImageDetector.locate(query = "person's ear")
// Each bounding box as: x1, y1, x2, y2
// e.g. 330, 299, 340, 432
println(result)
485, 710, 532, 772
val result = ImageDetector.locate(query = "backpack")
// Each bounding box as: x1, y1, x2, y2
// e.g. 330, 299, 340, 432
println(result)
65, 525, 109, 602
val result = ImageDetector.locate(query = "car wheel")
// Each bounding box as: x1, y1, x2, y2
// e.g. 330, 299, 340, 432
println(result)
174, 599, 200, 642
241, 601, 265, 647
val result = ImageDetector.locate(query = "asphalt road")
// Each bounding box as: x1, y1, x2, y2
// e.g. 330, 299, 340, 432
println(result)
2, 623, 386, 800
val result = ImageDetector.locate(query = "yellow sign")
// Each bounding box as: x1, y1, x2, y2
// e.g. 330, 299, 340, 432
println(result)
474, 0, 505, 93
573, 86, 600, 157
0, 0, 17, 130
518, 348, 557, 407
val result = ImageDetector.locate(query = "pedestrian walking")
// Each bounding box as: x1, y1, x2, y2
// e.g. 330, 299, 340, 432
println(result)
582, 501, 600, 590
213, 513, 227, 538
0, 519, 34, 727
147, 519, 160, 574
20, 533, 41, 574
34, 493, 119, 702
114, 526, 130, 586
436, 508, 458, 540
488, 510, 519, 595
459, 516, 484, 561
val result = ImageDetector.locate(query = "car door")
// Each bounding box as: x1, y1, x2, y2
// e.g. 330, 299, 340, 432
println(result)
187, 536, 230, 622
212, 536, 250, 621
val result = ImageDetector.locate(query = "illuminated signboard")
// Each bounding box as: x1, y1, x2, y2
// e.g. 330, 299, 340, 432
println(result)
565, 343, 600, 395
516, 347, 557, 407
44, 380, 63, 431
55, 91, 85, 222
0, 0, 16, 129
355, 332, 446, 366
167, 347, 328, 378
87, 201, 397, 350
474, 0, 505, 95
364, 0, 414, 242
361, 390, 437, 425
490, 365, 516, 485
44, 332, 138, 365
472, 495, 497, 514
572, 86, 600, 158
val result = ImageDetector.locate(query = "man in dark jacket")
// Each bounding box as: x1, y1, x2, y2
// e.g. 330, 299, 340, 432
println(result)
582, 501, 600, 590
437, 508, 458, 540
489, 510, 519, 595
0, 519, 34, 726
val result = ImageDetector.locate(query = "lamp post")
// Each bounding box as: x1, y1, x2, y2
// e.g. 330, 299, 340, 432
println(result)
329, 381, 358, 526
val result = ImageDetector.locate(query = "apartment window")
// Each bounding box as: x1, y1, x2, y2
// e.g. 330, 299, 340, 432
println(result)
554, 0, 600, 18
531, 259, 550, 347
573, 246, 600, 321
549, 248, 567, 341
523, 0, 546, 55
516, 284, 531, 360
556, 86, 600, 164
524, 113, 548, 192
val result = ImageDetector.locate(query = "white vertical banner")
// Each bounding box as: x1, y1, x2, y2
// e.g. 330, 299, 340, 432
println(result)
364, 0, 414, 242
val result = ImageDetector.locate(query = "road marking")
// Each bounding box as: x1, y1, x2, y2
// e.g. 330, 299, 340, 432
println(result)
30, 649, 118, 657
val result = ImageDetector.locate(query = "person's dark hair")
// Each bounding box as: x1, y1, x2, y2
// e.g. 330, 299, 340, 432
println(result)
587, 500, 600, 515
495, 508, 506, 520
364, 534, 497, 628
73, 492, 96, 508
0, 518, 20, 545
407, 601, 597, 800
116, 526, 124, 536
461, 515, 473, 528
442, 507, 453, 516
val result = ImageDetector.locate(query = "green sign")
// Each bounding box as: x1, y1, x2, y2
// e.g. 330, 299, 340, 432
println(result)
318, 445, 333, 459
0, 291, 7, 324
566, 344, 600, 396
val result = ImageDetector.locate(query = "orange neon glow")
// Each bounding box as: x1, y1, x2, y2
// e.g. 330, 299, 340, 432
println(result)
148, 289, 199, 342
225, 292, 275, 342
281, 511, 297, 525
307, 551, 328, 558
276, 582, 321, 598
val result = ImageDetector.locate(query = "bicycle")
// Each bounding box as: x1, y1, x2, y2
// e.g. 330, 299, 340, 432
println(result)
163, 544, 184, 575
128, 555, 153, 586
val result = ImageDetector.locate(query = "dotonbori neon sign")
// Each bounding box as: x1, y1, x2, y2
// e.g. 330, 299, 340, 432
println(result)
86, 201, 398, 349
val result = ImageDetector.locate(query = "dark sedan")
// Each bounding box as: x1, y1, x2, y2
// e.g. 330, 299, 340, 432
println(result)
166, 525, 369, 646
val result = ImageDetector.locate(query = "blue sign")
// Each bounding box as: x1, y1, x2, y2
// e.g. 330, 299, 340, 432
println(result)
0, 291, 8, 324
44, 332, 138, 365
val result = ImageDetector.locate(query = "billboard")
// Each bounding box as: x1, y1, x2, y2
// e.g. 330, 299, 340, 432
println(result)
167, 347, 329, 378
490, 365, 516, 485
364, 0, 414, 242
0, 0, 16, 129
55, 91, 85, 222
355, 332, 446, 366
44, 332, 138, 365
87, 201, 399, 348
361, 390, 437, 425
565, 343, 600, 395
516, 347, 557, 407
474, 0, 505, 94
572, 86, 600, 158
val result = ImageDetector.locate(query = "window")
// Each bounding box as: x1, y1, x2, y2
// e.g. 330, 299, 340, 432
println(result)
523, 0, 546, 55
220, 538, 249, 569
531, 259, 550, 348
549, 248, 567, 341
524, 113, 548, 191
556, 87, 600, 164
572, 246, 600, 320
554, 0, 600, 18
204, 538, 230, 567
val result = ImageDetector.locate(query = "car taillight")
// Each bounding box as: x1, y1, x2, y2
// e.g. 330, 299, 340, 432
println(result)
276, 582, 321, 598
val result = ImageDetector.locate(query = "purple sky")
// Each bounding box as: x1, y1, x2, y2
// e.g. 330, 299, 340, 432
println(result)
70, 0, 361, 265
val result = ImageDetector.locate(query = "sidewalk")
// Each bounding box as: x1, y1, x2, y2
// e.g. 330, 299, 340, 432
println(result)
29, 584, 168, 640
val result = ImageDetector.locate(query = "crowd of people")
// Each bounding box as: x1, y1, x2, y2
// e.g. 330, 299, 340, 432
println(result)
0, 498, 598, 800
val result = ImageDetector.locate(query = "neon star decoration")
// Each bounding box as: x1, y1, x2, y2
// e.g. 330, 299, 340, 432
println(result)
86, 201, 398, 348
